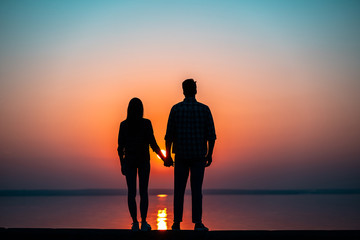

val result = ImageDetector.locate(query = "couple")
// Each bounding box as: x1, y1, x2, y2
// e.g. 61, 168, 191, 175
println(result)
117, 79, 216, 231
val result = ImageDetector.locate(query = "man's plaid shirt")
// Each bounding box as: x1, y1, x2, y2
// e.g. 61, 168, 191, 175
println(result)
165, 97, 216, 160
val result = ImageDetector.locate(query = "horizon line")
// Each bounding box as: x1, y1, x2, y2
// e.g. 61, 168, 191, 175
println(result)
1, 188, 359, 196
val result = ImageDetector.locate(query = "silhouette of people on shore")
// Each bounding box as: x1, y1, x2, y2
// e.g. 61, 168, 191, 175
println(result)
117, 98, 166, 231
164, 79, 216, 231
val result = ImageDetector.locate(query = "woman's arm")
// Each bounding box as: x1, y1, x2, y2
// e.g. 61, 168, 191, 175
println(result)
118, 122, 127, 175
149, 131, 165, 160
147, 120, 166, 161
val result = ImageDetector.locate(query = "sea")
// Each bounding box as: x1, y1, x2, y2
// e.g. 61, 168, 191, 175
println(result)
1, 189, 359, 230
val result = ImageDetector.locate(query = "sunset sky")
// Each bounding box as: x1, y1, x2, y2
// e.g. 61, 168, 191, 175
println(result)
1, 0, 359, 190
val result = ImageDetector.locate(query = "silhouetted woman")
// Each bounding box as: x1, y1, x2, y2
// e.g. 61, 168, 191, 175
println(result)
117, 97, 166, 231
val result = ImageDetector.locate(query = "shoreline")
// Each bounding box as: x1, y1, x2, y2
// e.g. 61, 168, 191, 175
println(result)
1, 228, 360, 240
1, 188, 360, 197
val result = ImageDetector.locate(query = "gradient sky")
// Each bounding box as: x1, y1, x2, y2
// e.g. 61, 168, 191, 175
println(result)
1, 0, 359, 190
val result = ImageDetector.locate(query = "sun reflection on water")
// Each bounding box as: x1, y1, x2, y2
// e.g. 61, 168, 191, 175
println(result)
157, 208, 167, 230
157, 194, 168, 198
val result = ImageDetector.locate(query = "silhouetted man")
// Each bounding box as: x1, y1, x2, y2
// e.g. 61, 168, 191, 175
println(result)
165, 79, 216, 231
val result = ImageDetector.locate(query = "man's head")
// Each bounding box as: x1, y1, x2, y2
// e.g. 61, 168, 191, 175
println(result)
182, 79, 197, 97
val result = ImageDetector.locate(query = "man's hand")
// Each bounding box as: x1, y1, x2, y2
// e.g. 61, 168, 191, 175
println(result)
205, 154, 212, 167
205, 140, 215, 167
164, 156, 174, 167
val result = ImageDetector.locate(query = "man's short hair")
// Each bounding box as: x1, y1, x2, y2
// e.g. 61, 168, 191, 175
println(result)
182, 79, 197, 97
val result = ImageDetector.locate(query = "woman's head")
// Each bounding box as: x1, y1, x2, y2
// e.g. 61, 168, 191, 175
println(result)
127, 97, 143, 120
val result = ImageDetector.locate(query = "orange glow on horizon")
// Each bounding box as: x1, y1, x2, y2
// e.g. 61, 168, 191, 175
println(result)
1, 0, 359, 191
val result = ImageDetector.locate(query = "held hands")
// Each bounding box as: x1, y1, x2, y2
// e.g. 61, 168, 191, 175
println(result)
158, 150, 173, 167
164, 155, 174, 167
158, 149, 173, 167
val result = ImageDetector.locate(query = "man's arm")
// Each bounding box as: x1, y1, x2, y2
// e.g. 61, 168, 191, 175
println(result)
205, 140, 215, 167
165, 140, 174, 167
164, 106, 175, 167
205, 106, 216, 167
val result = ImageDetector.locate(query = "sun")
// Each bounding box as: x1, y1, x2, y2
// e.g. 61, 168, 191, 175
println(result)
157, 149, 166, 159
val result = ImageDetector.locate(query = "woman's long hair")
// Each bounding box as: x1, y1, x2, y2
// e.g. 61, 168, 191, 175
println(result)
127, 97, 143, 124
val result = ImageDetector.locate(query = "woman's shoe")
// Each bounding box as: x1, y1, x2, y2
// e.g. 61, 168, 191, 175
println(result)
131, 222, 139, 231
171, 222, 181, 231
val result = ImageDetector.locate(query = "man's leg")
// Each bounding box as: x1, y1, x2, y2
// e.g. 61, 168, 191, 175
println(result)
174, 159, 189, 223
190, 160, 205, 224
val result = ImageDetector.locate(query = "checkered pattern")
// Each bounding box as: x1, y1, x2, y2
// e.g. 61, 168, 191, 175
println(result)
165, 97, 216, 159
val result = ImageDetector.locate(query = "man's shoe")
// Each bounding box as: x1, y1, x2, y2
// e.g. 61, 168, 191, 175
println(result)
141, 221, 152, 231
131, 222, 139, 231
171, 222, 181, 231
194, 222, 209, 231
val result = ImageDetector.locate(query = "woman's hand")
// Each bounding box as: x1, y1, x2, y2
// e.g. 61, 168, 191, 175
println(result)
121, 163, 128, 176
159, 152, 166, 161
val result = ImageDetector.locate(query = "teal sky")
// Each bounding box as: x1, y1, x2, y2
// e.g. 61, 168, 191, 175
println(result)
1, 0, 359, 190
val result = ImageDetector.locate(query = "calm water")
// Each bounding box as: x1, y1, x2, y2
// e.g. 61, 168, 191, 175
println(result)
0, 194, 359, 230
